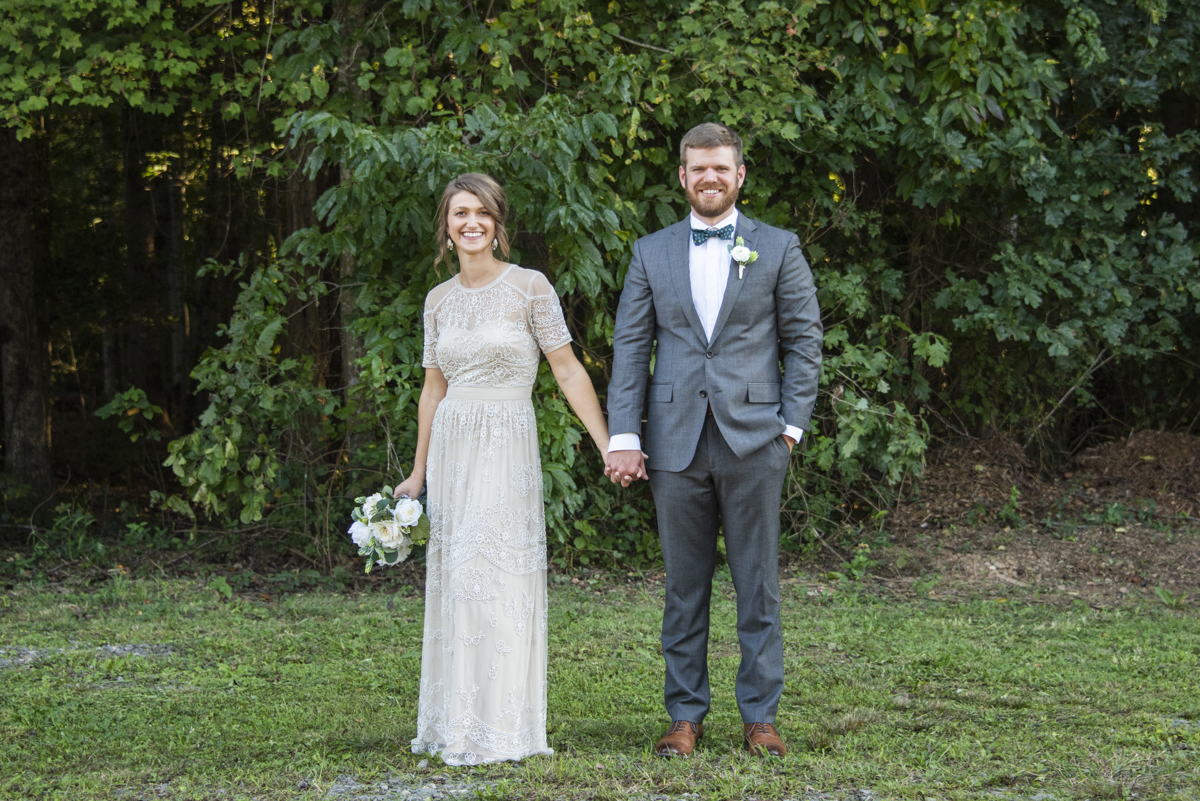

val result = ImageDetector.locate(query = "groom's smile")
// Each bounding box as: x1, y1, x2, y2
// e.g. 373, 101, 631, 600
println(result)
680, 145, 746, 225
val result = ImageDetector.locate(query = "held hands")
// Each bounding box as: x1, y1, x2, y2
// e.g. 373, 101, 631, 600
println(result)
604, 450, 649, 488
605, 437, 790, 488
393, 475, 424, 501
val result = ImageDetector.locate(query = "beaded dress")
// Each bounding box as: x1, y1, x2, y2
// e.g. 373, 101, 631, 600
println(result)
410, 265, 571, 765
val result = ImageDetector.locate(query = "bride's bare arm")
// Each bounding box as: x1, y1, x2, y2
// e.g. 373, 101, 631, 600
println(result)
394, 367, 448, 499
544, 345, 610, 455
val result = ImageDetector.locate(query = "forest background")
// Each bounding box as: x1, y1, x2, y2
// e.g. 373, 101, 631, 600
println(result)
1, 0, 1197, 572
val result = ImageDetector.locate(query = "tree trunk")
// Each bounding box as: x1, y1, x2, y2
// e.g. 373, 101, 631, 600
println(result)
168, 179, 188, 420
338, 170, 365, 392
101, 322, 118, 401
336, 0, 366, 393
122, 106, 156, 393
0, 128, 53, 495
280, 140, 334, 387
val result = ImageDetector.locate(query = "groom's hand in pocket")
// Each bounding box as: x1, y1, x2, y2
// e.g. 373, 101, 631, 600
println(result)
605, 450, 649, 488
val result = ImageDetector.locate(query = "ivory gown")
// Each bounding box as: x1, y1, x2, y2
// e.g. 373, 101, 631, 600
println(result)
410, 265, 571, 766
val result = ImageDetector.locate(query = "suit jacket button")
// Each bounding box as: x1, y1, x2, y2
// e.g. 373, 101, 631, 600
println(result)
699, 390, 707, 398
706, 351, 713, 358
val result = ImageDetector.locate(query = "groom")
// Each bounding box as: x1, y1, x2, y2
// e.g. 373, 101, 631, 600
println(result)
605, 123, 822, 757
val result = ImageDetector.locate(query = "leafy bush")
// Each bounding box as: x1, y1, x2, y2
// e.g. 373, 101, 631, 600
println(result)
94, 389, 165, 443
122, 0, 1199, 565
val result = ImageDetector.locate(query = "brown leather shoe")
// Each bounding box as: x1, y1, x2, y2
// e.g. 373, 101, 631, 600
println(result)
655, 720, 703, 756
743, 722, 787, 756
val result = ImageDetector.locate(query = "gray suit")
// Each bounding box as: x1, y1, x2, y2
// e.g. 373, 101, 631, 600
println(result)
608, 214, 822, 724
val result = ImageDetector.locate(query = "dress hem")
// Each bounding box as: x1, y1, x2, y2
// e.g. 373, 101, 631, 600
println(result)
409, 740, 554, 766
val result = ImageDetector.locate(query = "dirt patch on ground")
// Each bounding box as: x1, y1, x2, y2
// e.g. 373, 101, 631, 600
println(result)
891, 524, 1199, 607
892, 430, 1199, 531
891, 436, 1044, 530
1073, 429, 1200, 516
880, 430, 1200, 607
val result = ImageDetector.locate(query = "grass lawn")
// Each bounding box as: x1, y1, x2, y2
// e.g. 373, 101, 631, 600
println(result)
1, 572, 1197, 800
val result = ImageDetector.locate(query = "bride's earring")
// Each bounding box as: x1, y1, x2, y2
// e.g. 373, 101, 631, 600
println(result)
447, 237, 454, 251
492, 238, 498, 251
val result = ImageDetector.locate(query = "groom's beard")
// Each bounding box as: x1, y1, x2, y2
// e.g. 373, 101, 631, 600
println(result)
687, 181, 739, 220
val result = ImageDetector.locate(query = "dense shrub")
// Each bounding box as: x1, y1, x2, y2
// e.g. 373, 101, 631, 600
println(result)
5, 0, 1198, 564
173, 0, 1200, 563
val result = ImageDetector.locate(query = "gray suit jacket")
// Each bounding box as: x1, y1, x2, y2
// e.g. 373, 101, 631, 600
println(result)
607, 215, 823, 473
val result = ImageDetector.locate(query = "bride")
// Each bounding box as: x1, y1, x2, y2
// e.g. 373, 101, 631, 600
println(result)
394, 173, 610, 765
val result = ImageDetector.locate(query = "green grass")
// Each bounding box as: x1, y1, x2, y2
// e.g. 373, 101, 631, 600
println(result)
1, 573, 1198, 800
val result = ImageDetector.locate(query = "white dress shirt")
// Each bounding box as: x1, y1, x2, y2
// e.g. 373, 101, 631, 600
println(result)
609, 209, 804, 454
689, 208, 736, 342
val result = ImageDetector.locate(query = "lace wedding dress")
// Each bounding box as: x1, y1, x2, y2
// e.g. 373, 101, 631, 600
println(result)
411, 264, 571, 766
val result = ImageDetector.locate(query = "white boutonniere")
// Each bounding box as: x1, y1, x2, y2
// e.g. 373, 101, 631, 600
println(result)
728, 237, 759, 279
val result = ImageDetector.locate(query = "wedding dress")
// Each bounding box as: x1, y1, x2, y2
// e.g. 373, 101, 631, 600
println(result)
410, 264, 571, 765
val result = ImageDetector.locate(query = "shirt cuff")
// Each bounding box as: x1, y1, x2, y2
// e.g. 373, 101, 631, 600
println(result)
607, 433, 642, 454
783, 425, 804, 443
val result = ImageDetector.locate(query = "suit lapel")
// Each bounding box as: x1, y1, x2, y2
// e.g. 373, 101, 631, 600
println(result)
709, 215, 757, 346
665, 220, 708, 346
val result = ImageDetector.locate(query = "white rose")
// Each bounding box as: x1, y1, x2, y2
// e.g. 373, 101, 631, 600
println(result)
391, 536, 413, 563
373, 520, 405, 550
394, 498, 422, 527
363, 492, 385, 512
348, 520, 373, 548
730, 245, 751, 262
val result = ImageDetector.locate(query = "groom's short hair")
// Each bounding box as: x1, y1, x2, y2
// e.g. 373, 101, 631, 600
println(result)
679, 123, 743, 168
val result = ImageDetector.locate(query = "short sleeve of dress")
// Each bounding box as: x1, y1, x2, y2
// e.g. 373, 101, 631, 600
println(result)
528, 271, 572, 354
421, 294, 439, 369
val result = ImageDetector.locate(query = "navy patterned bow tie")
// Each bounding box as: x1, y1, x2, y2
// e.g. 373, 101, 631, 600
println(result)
691, 224, 734, 246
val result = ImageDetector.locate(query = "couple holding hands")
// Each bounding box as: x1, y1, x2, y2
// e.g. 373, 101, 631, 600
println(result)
392, 122, 823, 766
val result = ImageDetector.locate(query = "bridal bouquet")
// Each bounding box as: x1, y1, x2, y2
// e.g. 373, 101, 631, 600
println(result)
348, 487, 430, 572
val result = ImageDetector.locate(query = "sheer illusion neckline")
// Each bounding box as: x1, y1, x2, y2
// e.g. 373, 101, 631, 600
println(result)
454, 263, 515, 292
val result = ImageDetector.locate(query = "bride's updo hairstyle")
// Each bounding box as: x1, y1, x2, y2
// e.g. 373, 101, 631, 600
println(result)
434, 173, 511, 268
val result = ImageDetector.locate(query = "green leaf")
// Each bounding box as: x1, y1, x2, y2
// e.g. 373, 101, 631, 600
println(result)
312, 74, 328, 100
207, 577, 233, 600
255, 318, 283, 356
410, 514, 430, 545
912, 332, 951, 368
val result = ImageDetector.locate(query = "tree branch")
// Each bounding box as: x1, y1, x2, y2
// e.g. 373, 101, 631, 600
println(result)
613, 33, 672, 54
1024, 349, 1114, 450
181, 3, 224, 36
